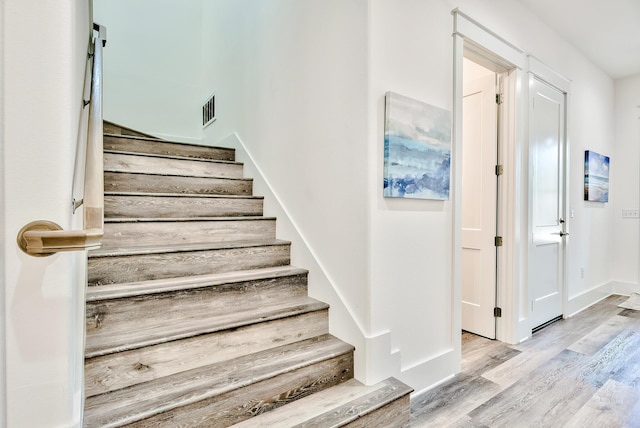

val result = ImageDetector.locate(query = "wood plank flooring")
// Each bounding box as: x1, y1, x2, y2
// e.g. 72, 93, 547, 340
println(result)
408, 295, 640, 427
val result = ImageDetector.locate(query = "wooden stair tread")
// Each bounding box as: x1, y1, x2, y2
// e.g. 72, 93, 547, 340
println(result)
104, 191, 263, 199
104, 171, 253, 196
104, 192, 264, 219
101, 217, 277, 248
89, 238, 290, 257
104, 216, 276, 223
84, 334, 354, 427
86, 296, 328, 358
105, 169, 252, 181
104, 151, 244, 179
233, 377, 413, 427
87, 266, 308, 301
104, 132, 234, 156
105, 149, 241, 166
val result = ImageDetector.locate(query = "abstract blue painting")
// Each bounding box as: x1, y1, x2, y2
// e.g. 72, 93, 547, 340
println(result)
584, 150, 609, 202
383, 92, 451, 200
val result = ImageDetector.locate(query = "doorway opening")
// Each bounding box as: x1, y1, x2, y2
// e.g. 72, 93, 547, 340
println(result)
453, 9, 527, 351
460, 46, 517, 341
461, 58, 500, 339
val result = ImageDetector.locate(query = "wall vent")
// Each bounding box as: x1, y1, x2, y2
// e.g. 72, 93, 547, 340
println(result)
202, 93, 216, 128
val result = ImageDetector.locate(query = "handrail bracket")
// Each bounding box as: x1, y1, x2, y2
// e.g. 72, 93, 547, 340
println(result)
17, 22, 106, 257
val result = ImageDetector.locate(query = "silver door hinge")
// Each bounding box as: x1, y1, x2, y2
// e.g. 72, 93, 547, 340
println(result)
495, 236, 503, 247
496, 93, 503, 105
494, 307, 502, 318
495, 165, 504, 176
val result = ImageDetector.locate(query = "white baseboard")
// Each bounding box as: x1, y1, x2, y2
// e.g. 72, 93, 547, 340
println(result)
610, 281, 640, 296
411, 372, 455, 398
567, 281, 640, 317
397, 348, 459, 398
567, 283, 613, 317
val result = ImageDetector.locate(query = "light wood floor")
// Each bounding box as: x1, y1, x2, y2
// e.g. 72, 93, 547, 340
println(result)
408, 295, 640, 427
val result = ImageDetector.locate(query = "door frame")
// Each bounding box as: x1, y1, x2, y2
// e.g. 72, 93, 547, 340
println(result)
452, 10, 572, 352
452, 9, 528, 347
461, 67, 499, 339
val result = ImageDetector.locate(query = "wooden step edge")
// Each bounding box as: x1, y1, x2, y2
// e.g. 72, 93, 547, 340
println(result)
104, 165, 245, 181
104, 170, 253, 182
104, 216, 276, 224
88, 238, 290, 258
104, 132, 235, 153
103, 191, 263, 200
85, 297, 329, 358
86, 266, 309, 302
296, 377, 412, 427
233, 377, 413, 427
83, 335, 354, 428
105, 149, 243, 166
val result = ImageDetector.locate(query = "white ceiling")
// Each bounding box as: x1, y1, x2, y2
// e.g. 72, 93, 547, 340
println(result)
515, 0, 640, 80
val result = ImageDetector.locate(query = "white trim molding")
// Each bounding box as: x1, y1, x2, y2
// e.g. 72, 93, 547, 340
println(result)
528, 55, 571, 93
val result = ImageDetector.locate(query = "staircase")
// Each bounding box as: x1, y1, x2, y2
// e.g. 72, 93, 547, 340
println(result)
83, 122, 412, 427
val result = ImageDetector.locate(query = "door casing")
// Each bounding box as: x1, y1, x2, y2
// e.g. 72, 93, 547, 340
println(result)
453, 9, 571, 361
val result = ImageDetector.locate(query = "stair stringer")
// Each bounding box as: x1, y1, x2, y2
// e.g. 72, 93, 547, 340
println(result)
217, 132, 402, 386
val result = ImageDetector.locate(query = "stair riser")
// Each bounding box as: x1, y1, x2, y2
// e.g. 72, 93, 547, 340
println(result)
104, 195, 263, 218
86, 274, 309, 352
125, 353, 354, 428
105, 152, 243, 179
104, 135, 235, 161
85, 309, 329, 397
105, 172, 252, 196
88, 244, 291, 286
101, 219, 276, 248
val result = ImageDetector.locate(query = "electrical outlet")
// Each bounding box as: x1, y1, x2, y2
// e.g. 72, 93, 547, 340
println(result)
622, 209, 640, 218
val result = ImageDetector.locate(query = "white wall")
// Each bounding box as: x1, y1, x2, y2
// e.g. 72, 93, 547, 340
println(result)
93, 0, 203, 142
2, 0, 91, 426
612, 75, 640, 289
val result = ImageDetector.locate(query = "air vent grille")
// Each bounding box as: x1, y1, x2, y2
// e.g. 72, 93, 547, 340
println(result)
202, 93, 216, 128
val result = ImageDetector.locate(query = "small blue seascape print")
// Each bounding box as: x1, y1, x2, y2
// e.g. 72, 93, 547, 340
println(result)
584, 150, 609, 202
383, 92, 451, 200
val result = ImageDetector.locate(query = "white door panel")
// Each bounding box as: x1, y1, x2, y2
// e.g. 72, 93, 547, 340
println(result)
529, 77, 566, 330
462, 72, 497, 339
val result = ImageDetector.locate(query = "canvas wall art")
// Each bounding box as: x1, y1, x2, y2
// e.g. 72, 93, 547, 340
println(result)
383, 91, 451, 200
584, 150, 609, 202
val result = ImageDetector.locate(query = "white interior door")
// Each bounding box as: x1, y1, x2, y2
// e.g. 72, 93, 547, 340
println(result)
529, 77, 567, 330
461, 71, 497, 339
